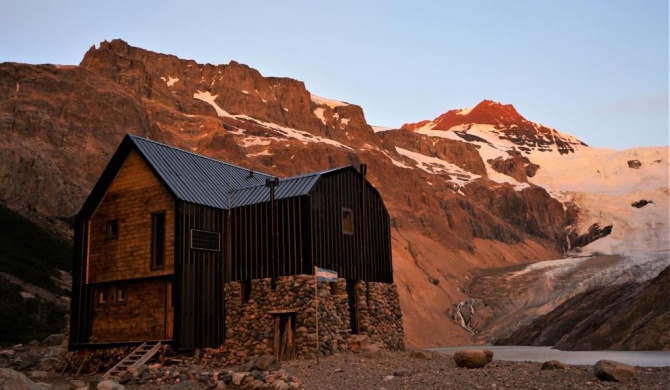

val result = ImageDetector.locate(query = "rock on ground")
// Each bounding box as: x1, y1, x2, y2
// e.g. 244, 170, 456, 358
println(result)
593, 359, 636, 382
541, 360, 567, 370
453, 349, 494, 369
0, 368, 45, 390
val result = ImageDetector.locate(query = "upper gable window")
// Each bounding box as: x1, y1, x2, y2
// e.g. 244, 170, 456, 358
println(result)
106, 220, 119, 239
342, 208, 354, 235
190, 229, 221, 251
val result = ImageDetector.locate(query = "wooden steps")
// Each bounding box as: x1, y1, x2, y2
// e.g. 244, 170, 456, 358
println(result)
102, 341, 162, 379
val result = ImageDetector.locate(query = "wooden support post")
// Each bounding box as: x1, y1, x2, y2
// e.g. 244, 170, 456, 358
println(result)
287, 316, 294, 360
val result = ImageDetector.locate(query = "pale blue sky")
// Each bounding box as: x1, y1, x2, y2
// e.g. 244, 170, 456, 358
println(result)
2, 0, 668, 149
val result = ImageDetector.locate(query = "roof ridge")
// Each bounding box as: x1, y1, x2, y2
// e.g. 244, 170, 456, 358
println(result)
230, 166, 351, 194
128, 134, 273, 177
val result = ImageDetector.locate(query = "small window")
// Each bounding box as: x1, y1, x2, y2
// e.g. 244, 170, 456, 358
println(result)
190, 229, 221, 251
342, 208, 354, 235
151, 212, 166, 270
106, 220, 119, 239
115, 288, 126, 305
96, 289, 109, 306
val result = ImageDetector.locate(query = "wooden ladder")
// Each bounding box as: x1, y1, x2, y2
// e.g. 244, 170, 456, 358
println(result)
102, 341, 162, 379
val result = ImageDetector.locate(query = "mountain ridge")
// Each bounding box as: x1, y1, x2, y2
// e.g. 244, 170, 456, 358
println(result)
1, 39, 667, 348
400, 99, 587, 156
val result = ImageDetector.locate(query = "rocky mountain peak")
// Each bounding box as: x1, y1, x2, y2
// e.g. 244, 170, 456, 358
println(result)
3, 39, 627, 350
401, 99, 587, 155
79, 39, 375, 149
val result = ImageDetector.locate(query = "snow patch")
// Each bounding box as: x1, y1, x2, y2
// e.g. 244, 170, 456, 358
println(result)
314, 108, 327, 125
248, 150, 273, 157
395, 147, 481, 186
371, 125, 396, 133
311, 94, 347, 108
456, 107, 473, 116
194, 90, 352, 150
239, 137, 272, 148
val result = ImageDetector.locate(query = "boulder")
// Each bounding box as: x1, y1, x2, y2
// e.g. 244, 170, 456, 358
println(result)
0, 368, 45, 390
69, 379, 87, 389
541, 360, 566, 370
41, 334, 65, 346
408, 350, 434, 360
0, 350, 16, 357
453, 349, 493, 369
96, 380, 124, 390
593, 359, 635, 382
627, 160, 642, 169
392, 368, 413, 377
360, 344, 389, 359
239, 355, 279, 372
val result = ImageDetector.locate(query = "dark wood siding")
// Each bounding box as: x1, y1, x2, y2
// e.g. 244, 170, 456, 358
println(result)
309, 170, 392, 283
174, 202, 225, 349
230, 196, 306, 281
70, 219, 93, 347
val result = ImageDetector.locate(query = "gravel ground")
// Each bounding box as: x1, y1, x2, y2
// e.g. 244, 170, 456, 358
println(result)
282, 350, 670, 390
4, 348, 668, 389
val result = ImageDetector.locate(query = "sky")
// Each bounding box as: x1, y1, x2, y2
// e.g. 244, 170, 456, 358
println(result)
1, 0, 668, 150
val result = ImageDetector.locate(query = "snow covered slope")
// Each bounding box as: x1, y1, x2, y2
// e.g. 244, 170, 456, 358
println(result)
528, 146, 669, 254
402, 100, 669, 257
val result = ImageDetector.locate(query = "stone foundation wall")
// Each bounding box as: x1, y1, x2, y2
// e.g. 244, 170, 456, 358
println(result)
218, 275, 404, 364
357, 281, 405, 350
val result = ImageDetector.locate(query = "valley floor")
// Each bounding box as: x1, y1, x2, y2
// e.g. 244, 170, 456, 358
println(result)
4, 349, 668, 390
283, 351, 669, 390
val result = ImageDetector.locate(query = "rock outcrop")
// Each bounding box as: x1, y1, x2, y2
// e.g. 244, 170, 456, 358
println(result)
496, 266, 670, 350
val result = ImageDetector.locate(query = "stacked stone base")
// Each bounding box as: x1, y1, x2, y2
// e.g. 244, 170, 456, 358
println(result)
215, 275, 404, 365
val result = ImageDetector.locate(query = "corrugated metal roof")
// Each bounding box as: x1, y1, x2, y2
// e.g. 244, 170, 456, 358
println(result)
129, 135, 273, 209
128, 135, 356, 210
230, 174, 320, 208
230, 166, 354, 208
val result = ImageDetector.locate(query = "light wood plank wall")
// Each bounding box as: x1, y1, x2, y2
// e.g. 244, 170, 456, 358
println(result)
88, 150, 175, 283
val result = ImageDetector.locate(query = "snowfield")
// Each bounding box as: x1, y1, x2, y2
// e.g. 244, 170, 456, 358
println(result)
528, 146, 669, 255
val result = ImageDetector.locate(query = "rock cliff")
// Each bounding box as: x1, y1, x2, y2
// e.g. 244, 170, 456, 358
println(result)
0, 39, 587, 347
496, 266, 670, 350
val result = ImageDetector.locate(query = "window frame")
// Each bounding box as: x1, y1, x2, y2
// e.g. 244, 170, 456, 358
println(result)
190, 229, 221, 251
96, 288, 109, 307
151, 211, 166, 270
115, 287, 126, 305
341, 207, 354, 235
106, 220, 119, 240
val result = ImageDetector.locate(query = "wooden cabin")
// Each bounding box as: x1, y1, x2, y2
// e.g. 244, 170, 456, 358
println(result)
70, 134, 393, 350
